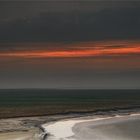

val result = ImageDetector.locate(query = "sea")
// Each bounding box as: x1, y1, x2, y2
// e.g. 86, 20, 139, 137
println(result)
0, 89, 140, 107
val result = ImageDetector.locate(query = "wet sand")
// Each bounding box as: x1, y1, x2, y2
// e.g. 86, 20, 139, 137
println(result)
73, 114, 140, 140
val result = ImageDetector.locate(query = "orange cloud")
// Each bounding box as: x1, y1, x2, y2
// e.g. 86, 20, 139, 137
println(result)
0, 41, 140, 58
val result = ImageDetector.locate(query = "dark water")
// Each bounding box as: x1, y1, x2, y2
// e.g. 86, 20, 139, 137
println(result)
0, 89, 140, 107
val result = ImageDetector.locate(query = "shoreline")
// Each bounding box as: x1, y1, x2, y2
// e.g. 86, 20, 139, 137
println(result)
0, 107, 140, 140
0, 104, 140, 120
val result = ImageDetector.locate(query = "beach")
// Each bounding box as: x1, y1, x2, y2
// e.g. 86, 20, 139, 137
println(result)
0, 109, 140, 140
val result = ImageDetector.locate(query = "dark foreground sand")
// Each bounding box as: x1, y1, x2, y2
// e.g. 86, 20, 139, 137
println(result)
0, 130, 39, 140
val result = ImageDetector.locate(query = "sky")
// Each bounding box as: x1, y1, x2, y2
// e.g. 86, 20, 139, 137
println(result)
0, 0, 140, 89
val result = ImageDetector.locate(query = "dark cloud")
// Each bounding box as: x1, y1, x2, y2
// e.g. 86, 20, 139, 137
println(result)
0, 1, 140, 43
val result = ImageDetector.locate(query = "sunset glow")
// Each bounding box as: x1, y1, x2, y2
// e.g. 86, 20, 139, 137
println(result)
0, 41, 140, 58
